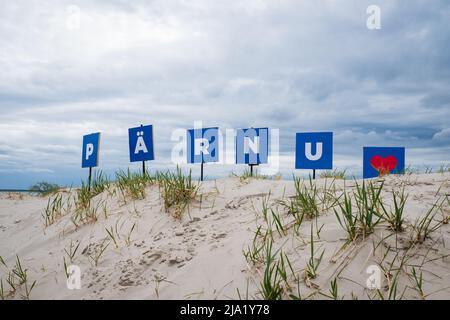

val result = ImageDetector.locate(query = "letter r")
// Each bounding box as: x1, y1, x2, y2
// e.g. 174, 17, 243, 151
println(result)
194, 138, 210, 156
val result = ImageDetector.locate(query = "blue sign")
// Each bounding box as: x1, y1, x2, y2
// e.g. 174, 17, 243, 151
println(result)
128, 125, 155, 163
187, 127, 219, 164
236, 128, 269, 165
363, 147, 405, 179
295, 132, 333, 170
82, 132, 101, 168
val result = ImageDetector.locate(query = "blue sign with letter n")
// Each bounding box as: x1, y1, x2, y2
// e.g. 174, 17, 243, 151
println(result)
363, 147, 405, 179
295, 132, 333, 170
128, 125, 155, 162
236, 128, 269, 165
187, 127, 219, 164
82, 132, 101, 168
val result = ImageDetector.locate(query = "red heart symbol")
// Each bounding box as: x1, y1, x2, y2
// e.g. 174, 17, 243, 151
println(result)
370, 155, 398, 176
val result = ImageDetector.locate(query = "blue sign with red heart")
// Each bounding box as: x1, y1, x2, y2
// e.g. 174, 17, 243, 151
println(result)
363, 147, 405, 179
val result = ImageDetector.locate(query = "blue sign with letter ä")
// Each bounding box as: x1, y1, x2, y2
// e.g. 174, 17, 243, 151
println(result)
187, 127, 219, 164
236, 128, 269, 165
363, 147, 405, 179
82, 132, 101, 168
295, 132, 333, 170
129, 125, 155, 162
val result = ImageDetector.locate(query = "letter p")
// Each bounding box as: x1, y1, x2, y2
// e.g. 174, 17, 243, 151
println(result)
86, 143, 94, 160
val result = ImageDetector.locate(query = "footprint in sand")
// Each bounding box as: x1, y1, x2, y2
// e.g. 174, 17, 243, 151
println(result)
139, 252, 162, 267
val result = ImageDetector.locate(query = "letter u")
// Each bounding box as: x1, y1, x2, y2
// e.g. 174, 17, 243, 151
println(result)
305, 142, 323, 161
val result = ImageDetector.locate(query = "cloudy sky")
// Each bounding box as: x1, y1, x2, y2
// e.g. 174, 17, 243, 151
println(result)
1, 0, 449, 188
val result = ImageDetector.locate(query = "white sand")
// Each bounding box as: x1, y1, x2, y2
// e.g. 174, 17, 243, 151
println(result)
0, 172, 449, 300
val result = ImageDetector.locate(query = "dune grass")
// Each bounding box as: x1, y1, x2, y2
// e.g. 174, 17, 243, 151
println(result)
42, 193, 63, 227
334, 180, 384, 242
259, 239, 283, 300
0, 255, 36, 300
410, 267, 425, 299
90, 171, 110, 196
73, 199, 106, 227
156, 167, 199, 219
320, 169, 347, 180
280, 176, 319, 221
233, 168, 269, 182
334, 192, 358, 242
353, 180, 383, 237
411, 197, 445, 244
42, 192, 75, 227
64, 240, 81, 264
304, 223, 325, 280
70, 171, 112, 226
378, 187, 408, 232
88, 241, 110, 267
75, 181, 92, 211
116, 169, 153, 201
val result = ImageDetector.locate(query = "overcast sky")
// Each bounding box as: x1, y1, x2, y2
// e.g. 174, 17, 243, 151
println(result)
1, 0, 449, 188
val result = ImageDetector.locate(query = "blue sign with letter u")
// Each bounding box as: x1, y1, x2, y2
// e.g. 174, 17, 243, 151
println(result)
295, 132, 333, 170
187, 127, 219, 164
236, 128, 269, 165
82, 132, 101, 168
128, 125, 155, 162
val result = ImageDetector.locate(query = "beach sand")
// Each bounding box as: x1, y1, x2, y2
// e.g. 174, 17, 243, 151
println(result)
0, 172, 449, 300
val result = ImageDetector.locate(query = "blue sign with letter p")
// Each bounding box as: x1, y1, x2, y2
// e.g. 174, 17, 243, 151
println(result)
295, 132, 333, 170
187, 127, 219, 164
82, 132, 101, 168
128, 125, 155, 162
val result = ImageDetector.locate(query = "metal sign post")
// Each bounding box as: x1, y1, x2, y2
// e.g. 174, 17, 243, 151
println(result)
140, 124, 146, 177
200, 161, 204, 181
88, 167, 93, 191
249, 163, 258, 177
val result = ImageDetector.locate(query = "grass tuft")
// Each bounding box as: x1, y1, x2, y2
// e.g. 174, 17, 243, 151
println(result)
304, 223, 324, 280
157, 167, 199, 219
334, 180, 384, 241
282, 176, 319, 220
320, 169, 347, 180
42, 193, 63, 227
0, 255, 36, 300
233, 168, 268, 182
379, 187, 408, 232
411, 197, 445, 244
116, 169, 153, 201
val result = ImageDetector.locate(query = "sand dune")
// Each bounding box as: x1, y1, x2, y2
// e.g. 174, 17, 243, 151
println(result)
0, 172, 449, 300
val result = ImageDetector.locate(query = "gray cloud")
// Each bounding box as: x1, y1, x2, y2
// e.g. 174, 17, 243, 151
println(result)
0, 0, 449, 188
